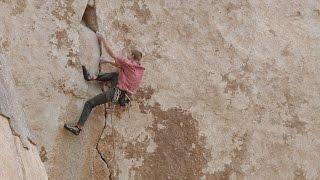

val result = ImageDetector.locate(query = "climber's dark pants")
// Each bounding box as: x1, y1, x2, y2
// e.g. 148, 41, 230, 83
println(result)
77, 72, 118, 126
95, 72, 119, 87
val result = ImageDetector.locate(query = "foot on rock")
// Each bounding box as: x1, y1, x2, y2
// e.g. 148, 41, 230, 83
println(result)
82, 66, 92, 81
64, 123, 81, 135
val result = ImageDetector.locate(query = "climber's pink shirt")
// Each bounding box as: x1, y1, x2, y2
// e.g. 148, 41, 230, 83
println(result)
115, 57, 145, 95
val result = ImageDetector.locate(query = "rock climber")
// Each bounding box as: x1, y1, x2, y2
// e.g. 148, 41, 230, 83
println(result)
64, 32, 145, 135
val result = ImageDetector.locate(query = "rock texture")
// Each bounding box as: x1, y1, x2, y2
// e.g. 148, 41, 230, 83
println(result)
1, 0, 320, 180
0, 54, 47, 179
0, 115, 48, 180
0, 53, 34, 148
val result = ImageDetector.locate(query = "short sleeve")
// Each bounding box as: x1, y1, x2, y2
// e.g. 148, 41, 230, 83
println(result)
115, 57, 128, 67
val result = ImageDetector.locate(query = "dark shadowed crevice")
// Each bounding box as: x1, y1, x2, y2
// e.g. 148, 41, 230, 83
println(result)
81, 3, 99, 33
80, 1, 103, 66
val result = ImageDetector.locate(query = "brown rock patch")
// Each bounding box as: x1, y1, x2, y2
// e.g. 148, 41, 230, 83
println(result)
54, 30, 72, 49
11, 0, 27, 16
242, 61, 254, 73
281, 46, 293, 56
113, 105, 127, 119
1, 40, 10, 52
125, 136, 149, 159
206, 167, 232, 180
51, 0, 75, 24
135, 86, 155, 101
206, 132, 249, 179
222, 74, 247, 94
130, 0, 152, 24
223, 1, 251, 15
127, 102, 210, 180
66, 59, 79, 68
66, 51, 80, 69
268, 29, 277, 36
294, 168, 306, 180
225, 2, 238, 14
283, 92, 307, 134
291, 11, 302, 17
112, 20, 131, 34
39, 146, 48, 162
285, 116, 306, 134
135, 86, 155, 114
314, 9, 320, 16
53, 29, 79, 68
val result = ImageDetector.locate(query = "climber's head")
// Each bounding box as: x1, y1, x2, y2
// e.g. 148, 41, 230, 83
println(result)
129, 49, 142, 62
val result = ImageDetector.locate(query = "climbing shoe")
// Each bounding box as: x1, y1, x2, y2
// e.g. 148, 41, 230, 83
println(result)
64, 123, 81, 135
82, 65, 92, 81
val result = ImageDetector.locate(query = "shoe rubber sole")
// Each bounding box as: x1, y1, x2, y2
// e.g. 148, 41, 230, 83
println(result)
64, 124, 80, 135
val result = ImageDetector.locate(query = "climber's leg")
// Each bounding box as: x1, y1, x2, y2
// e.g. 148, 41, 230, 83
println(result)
77, 88, 115, 127
64, 123, 81, 135
82, 65, 119, 86
95, 72, 119, 87
64, 88, 115, 135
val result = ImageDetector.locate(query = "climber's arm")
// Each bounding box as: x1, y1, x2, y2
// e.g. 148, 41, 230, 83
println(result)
101, 39, 116, 60
100, 57, 120, 68
96, 32, 116, 59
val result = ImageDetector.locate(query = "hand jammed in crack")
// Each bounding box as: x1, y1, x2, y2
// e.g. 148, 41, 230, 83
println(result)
64, 31, 145, 135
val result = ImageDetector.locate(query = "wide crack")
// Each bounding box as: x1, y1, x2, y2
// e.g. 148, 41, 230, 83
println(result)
82, 2, 98, 32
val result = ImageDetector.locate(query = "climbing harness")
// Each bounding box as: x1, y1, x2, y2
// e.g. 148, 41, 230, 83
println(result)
112, 87, 122, 103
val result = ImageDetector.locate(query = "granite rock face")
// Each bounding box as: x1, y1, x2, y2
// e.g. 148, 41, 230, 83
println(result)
1, 0, 320, 179
0, 115, 48, 180
0, 54, 47, 179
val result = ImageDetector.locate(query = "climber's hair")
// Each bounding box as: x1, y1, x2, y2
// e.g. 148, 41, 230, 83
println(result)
131, 50, 142, 61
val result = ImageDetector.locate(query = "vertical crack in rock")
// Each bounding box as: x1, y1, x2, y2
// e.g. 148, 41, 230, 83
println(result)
95, 104, 112, 180
80, 1, 111, 179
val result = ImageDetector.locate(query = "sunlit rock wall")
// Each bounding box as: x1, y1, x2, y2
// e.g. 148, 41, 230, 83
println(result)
1, 0, 320, 179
